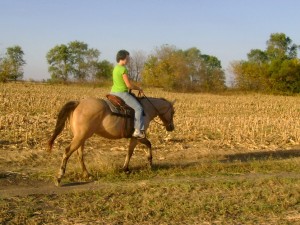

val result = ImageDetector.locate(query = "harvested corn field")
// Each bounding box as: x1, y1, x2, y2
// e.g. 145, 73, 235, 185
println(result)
0, 82, 300, 224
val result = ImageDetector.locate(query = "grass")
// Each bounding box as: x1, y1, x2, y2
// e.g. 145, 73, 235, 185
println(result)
1, 151, 299, 224
1, 175, 299, 224
0, 82, 300, 224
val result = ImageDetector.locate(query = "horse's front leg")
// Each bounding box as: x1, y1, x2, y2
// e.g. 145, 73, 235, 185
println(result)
139, 138, 152, 169
123, 138, 138, 172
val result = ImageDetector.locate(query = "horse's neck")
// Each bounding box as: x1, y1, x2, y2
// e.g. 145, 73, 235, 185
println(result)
141, 98, 164, 120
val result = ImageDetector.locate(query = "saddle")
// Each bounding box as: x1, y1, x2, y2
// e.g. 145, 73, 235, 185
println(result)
105, 94, 134, 117
105, 94, 135, 138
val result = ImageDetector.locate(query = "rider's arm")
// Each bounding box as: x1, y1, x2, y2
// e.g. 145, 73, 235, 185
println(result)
123, 74, 143, 92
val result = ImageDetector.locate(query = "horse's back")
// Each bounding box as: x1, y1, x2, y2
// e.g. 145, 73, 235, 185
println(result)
70, 98, 107, 133
77, 97, 107, 112
71, 97, 125, 139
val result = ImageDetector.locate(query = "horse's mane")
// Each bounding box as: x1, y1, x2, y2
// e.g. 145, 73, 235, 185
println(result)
159, 97, 168, 102
139, 97, 174, 114
139, 96, 168, 102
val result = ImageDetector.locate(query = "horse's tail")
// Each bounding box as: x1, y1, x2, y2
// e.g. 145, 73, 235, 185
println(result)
48, 101, 80, 152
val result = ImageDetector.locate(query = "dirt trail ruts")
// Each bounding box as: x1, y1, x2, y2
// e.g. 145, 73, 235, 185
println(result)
0, 180, 111, 198
1, 171, 300, 198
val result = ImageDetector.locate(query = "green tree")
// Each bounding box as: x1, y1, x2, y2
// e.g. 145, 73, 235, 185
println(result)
68, 41, 101, 81
200, 54, 225, 91
0, 45, 26, 82
247, 49, 268, 64
232, 32, 300, 93
93, 60, 113, 81
142, 45, 189, 90
46, 41, 101, 82
142, 45, 225, 91
231, 61, 269, 91
46, 44, 71, 82
142, 55, 160, 86
183, 47, 202, 83
183, 48, 225, 91
268, 59, 300, 93
266, 33, 298, 60
0, 58, 11, 82
84, 48, 102, 81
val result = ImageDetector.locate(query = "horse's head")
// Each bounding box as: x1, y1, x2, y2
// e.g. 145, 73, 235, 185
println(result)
157, 99, 175, 132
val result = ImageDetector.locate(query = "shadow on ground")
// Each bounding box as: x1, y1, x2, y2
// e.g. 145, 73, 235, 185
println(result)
0, 140, 23, 146
129, 148, 300, 172
222, 149, 300, 163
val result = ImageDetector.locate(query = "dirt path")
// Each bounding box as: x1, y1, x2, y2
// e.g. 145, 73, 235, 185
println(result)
1, 145, 300, 198
1, 171, 300, 198
0, 171, 112, 198
0, 179, 109, 198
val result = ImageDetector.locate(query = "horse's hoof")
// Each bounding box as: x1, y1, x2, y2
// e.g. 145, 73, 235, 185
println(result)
54, 178, 61, 187
82, 173, 93, 181
87, 175, 94, 181
123, 168, 131, 174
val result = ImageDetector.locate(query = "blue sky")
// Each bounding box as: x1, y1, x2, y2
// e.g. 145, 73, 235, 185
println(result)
1, 0, 300, 82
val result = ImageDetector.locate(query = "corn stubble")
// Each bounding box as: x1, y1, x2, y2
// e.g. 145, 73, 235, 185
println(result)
1, 83, 300, 152
1, 83, 300, 224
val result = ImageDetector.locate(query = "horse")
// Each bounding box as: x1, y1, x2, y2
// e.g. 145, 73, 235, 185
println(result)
48, 95, 175, 186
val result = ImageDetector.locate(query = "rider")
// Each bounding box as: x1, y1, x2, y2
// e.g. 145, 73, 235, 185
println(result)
110, 50, 145, 139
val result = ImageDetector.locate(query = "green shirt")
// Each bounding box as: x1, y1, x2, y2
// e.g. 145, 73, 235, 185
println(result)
111, 65, 129, 92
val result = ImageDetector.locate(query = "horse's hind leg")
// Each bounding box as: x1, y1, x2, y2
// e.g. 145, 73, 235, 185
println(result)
77, 142, 92, 180
123, 138, 138, 172
56, 137, 83, 186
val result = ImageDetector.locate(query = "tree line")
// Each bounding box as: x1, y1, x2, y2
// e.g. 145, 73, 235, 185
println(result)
231, 33, 300, 94
1, 32, 299, 93
142, 45, 225, 91
46, 41, 113, 82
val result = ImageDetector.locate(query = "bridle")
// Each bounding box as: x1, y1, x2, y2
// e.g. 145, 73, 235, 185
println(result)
141, 93, 174, 128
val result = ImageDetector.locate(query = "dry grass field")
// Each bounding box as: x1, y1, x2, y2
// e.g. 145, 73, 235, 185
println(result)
0, 82, 300, 224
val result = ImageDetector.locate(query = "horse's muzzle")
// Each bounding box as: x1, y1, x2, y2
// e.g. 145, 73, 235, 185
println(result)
166, 123, 174, 131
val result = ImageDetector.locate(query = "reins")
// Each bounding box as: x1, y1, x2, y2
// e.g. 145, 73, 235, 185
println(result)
139, 92, 172, 127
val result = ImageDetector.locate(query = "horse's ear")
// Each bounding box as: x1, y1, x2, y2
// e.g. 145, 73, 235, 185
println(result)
171, 99, 176, 105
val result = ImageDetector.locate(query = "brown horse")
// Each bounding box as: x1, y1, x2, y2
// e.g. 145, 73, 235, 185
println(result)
48, 96, 175, 186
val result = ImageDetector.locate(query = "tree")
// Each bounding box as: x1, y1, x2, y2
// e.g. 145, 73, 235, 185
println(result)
266, 33, 298, 60
183, 48, 225, 91
46, 44, 71, 82
268, 58, 300, 93
247, 49, 268, 64
231, 60, 269, 91
83, 48, 102, 81
68, 41, 101, 81
127, 50, 147, 81
46, 41, 102, 82
0, 58, 11, 82
142, 45, 225, 91
183, 47, 202, 83
200, 54, 225, 91
142, 55, 160, 86
142, 45, 190, 90
232, 32, 300, 93
0, 45, 26, 82
93, 60, 113, 81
